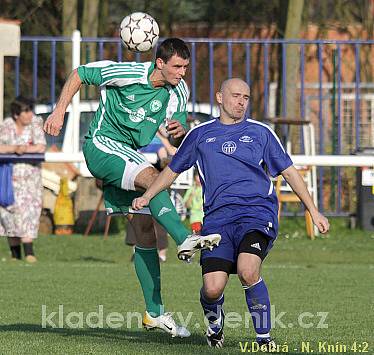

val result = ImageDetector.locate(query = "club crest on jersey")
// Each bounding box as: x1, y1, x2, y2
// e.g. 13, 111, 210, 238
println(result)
150, 99, 162, 113
222, 141, 237, 155
129, 107, 146, 122
239, 135, 254, 143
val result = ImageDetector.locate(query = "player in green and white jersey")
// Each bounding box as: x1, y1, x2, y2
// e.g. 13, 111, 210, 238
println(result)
44, 38, 220, 338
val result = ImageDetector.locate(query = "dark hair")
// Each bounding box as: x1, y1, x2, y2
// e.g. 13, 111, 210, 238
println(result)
156, 38, 190, 63
10, 96, 34, 119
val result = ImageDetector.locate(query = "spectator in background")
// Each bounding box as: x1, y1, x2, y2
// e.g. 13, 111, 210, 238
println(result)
183, 170, 204, 234
0, 96, 46, 262
125, 216, 169, 262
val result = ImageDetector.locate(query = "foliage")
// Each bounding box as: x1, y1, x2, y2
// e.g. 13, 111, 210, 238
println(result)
1, 0, 372, 37
1, 0, 372, 121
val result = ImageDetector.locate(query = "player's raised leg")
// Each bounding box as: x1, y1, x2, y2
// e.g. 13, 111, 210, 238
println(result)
135, 166, 221, 260
83, 137, 220, 261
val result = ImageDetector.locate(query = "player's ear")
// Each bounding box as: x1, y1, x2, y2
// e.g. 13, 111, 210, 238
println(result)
155, 58, 164, 70
216, 91, 222, 104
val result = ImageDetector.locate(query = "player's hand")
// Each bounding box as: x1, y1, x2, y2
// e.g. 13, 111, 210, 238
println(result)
311, 212, 330, 234
44, 112, 64, 136
132, 196, 150, 210
167, 120, 186, 139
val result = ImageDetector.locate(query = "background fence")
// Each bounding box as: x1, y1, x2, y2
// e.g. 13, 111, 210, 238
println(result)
3, 35, 374, 216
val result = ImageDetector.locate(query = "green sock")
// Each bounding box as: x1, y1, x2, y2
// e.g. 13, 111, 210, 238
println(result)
134, 247, 164, 317
149, 190, 190, 245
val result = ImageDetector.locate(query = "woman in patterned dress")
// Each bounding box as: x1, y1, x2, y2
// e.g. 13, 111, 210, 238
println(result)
0, 96, 46, 262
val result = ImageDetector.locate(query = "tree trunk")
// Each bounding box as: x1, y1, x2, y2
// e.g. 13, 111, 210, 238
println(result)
98, 0, 109, 37
283, 0, 304, 120
81, 0, 100, 99
275, 0, 304, 147
62, 0, 78, 78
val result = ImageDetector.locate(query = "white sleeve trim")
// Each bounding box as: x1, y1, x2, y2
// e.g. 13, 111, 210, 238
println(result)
246, 118, 286, 153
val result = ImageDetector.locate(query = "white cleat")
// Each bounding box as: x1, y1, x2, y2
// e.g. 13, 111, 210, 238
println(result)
142, 311, 191, 338
177, 233, 221, 261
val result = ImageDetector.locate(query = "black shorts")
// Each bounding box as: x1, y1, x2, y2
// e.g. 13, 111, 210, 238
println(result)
201, 230, 270, 275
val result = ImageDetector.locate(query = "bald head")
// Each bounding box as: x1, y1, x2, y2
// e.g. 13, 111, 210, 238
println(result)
216, 78, 250, 123
219, 78, 250, 94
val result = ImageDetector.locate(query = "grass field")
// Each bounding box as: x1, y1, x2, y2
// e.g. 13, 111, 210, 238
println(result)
0, 217, 373, 355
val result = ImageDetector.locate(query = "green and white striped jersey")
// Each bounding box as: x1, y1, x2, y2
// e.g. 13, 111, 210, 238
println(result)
77, 60, 189, 149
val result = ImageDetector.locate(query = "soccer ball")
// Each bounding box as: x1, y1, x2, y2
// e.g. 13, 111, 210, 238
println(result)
120, 12, 159, 52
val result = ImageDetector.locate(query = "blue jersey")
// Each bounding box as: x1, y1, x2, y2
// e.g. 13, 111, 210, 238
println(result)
169, 118, 293, 236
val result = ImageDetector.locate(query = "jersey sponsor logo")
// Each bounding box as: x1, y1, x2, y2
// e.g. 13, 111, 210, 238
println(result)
150, 99, 162, 113
250, 242, 261, 250
129, 107, 146, 123
239, 135, 254, 143
119, 102, 156, 124
222, 141, 237, 155
158, 207, 172, 216
146, 116, 156, 124
206, 137, 216, 143
126, 94, 135, 102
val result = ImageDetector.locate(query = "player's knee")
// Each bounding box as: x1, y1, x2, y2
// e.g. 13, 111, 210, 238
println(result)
203, 284, 224, 301
238, 269, 260, 286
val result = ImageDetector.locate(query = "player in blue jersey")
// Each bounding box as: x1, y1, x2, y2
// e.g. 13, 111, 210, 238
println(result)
132, 78, 330, 349
44, 38, 221, 338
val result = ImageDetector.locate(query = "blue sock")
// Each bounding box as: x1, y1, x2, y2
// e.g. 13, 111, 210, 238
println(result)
243, 277, 271, 337
200, 289, 224, 333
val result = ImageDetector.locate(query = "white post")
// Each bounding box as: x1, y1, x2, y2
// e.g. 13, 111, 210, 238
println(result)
71, 30, 81, 154
0, 20, 20, 122
0, 55, 4, 122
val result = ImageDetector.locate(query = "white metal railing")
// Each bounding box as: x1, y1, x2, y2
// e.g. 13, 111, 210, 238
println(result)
43, 152, 374, 167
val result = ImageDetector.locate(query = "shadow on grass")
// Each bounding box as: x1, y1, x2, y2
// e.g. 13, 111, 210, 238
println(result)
79, 256, 116, 263
54, 256, 117, 263
0, 324, 317, 354
0, 323, 205, 345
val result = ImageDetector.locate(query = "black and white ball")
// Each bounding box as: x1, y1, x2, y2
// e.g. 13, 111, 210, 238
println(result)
120, 12, 159, 52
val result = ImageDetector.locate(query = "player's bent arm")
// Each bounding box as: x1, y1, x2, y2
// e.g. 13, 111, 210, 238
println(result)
44, 69, 82, 136
281, 165, 330, 233
281, 166, 317, 214
54, 69, 82, 114
132, 166, 179, 210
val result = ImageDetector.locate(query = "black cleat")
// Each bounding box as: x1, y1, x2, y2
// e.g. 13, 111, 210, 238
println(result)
206, 309, 225, 348
206, 326, 224, 348
256, 337, 277, 352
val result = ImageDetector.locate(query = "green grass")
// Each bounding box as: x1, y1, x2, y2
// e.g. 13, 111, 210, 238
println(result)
0, 218, 373, 354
